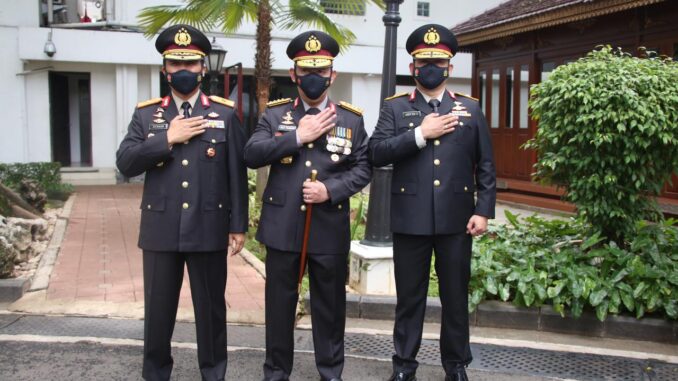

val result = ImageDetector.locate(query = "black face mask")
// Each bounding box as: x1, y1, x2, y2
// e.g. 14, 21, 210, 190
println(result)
413, 63, 448, 90
167, 69, 202, 95
297, 72, 331, 100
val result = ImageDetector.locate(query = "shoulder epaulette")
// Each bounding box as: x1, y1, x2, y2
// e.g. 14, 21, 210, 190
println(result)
136, 98, 163, 108
266, 98, 293, 108
209, 95, 234, 108
338, 101, 363, 116
455, 92, 479, 102
384, 92, 409, 101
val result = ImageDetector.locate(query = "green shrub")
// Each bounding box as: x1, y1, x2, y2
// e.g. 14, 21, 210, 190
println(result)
0, 162, 73, 201
525, 46, 678, 244
465, 210, 678, 321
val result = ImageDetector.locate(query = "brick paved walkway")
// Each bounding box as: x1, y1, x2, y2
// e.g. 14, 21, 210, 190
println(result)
46, 185, 265, 319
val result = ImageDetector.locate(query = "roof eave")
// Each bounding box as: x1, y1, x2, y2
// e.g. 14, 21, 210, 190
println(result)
455, 0, 664, 47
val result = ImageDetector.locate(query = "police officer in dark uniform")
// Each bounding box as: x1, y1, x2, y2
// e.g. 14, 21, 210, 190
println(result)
244, 31, 371, 381
369, 24, 496, 381
116, 24, 248, 381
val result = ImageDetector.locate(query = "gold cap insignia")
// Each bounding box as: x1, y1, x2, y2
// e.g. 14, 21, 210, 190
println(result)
174, 28, 192, 46
424, 28, 440, 45
305, 35, 322, 53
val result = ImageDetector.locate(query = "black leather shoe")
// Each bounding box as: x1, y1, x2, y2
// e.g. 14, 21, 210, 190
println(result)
445, 367, 468, 381
388, 372, 417, 381
322, 378, 342, 381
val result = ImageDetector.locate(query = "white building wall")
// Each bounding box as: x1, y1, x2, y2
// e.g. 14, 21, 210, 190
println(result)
1, 0, 504, 172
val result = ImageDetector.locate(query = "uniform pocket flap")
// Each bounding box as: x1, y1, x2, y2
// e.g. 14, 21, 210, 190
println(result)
453, 182, 476, 193
392, 182, 417, 195
262, 188, 286, 206
140, 195, 166, 211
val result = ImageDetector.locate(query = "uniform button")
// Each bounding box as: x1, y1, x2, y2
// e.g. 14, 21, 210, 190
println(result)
434, 159, 440, 166
464, 186, 469, 192
269, 196, 273, 202
218, 203, 223, 209
408, 122, 414, 127
156, 162, 164, 167
300, 205, 307, 212
146, 204, 151, 210
305, 160, 312, 167
434, 180, 441, 187
400, 187, 405, 193
434, 139, 440, 146
181, 181, 189, 189
211, 139, 216, 144
148, 133, 155, 138
182, 159, 189, 166
460, 122, 464, 126
182, 203, 189, 209
184, 141, 189, 145
307, 143, 314, 149
338, 204, 342, 210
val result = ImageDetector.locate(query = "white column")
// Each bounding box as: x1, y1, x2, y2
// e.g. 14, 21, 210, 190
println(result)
115, 64, 138, 147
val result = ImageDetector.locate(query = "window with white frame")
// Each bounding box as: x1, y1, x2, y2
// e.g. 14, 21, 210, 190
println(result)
417, 2, 430, 17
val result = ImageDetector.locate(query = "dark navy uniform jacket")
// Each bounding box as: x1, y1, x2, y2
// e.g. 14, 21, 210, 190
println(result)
369, 89, 496, 236
244, 98, 372, 255
116, 92, 248, 252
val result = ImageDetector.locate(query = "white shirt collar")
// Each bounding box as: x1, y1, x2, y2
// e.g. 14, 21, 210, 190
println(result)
419, 89, 445, 104
172, 90, 201, 115
301, 96, 329, 112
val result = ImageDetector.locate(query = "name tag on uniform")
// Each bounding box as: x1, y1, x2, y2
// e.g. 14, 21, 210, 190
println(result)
277, 124, 297, 132
149, 123, 168, 131
402, 111, 421, 118
451, 110, 472, 118
205, 120, 225, 129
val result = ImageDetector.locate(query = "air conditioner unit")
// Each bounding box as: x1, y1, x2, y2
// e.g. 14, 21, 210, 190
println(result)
78, 0, 104, 22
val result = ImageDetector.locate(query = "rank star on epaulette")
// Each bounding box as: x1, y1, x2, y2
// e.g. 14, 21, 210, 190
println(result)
137, 97, 163, 109
455, 92, 479, 102
208, 95, 234, 107
385, 92, 409, 101
338, 101, 363, 116
267, 98, 293, 108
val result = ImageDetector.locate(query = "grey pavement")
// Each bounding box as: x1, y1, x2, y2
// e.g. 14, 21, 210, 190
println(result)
1, 313, 676, 381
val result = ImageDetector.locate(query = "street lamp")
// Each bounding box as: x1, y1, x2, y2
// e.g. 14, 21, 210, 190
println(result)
361, 0, 404, 247
206, 37, 227, 95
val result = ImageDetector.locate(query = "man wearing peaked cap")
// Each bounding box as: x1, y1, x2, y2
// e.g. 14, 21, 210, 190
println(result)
116, 24, 248, 381
369, 24, 496, 381
244, 30, 371, 381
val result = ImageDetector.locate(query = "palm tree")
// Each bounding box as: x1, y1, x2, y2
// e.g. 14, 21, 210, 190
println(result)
138, 0, 384, 196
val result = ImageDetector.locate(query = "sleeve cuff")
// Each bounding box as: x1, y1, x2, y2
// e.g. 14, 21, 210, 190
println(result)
414, 127, 427, 149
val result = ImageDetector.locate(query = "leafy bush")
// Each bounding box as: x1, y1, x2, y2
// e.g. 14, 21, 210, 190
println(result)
525, 46, 678, 243
0, 162, 73, 200
466, 211, 678, 321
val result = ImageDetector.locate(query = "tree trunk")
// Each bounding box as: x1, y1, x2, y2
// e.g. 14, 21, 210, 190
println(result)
0, 183, 42, 217
254, 0, 273, 200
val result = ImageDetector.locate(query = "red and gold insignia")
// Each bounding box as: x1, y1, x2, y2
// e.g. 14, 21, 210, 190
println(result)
206, 147, 216, 158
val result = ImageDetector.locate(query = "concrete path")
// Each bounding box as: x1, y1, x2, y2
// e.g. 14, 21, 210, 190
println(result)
11, 185, 264, 323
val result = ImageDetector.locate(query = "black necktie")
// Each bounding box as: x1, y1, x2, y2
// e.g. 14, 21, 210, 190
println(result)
429, 99, 441, 113
306, 107, 321, 115
181, 101, 191, 118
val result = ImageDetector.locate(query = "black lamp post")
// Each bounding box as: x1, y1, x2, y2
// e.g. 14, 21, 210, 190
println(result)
206, 37, 227, 96
361, 0, 404, 247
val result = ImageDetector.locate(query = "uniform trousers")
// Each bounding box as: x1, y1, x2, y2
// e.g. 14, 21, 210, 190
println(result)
263, 247, 347, 381
392, 232, 473, 375
142, 250, 227, 381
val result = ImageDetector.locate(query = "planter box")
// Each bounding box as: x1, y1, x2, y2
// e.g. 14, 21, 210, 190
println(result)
0, 278, 30, 302
476, 300, 539, 331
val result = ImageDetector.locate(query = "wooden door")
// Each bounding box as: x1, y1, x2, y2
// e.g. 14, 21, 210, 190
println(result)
478, 60, 533, 181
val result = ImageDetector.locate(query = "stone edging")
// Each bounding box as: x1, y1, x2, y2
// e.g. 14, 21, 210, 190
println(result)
303, 294, 677, 344
0, 193, 76, 302
239, 248, 265, 279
